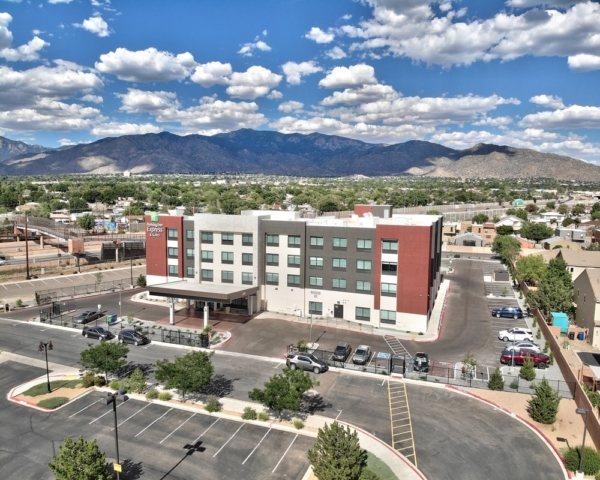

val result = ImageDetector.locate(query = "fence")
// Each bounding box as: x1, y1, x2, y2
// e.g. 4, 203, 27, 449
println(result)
35, 279, 134, 304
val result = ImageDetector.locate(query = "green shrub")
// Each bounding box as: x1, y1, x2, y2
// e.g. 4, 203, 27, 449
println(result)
126, 367, 147, 394
82, 374, 96, 388
488, 367, 505, 391
257, 411, 269, 421
527, 378, 561, 424
549, 352, 555, 365
242, 407, 258, 420
536, 329, 542, 340
533, 316, 537, 327
93, 376, 106, 387
205, 395, 222, 413
145, 388, 159, 401
21, 379, 80, 397
543, 341, 549, 354
109, 380, 122, 390
15, 298, 22, 307
359, 468, 380, 480
293, 418, 304, 430
519, 355, 536, 381
510, 378, 519, 390
158, 391, 172, 401
564, 446, 600, 475
38, 397, 69, 409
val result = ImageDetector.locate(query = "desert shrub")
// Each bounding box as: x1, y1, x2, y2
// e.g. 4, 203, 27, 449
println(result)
509, 378, 519, 390
145, 388, 159, 401
564, 446, 600, 475
536, 329, 542, 340
293, 418, 304, 430
15, 299, 22, 307
38, 397, 69, 409
93, 376, 106, 387
488, 367, 505, 391
109, 380, 122, 390
519, 356, 536, 381
257, 411, 269, 421
205, 395, 222, 413
158, 391, 172, 401
242, 407, 258, 420
82, 374, 96, 388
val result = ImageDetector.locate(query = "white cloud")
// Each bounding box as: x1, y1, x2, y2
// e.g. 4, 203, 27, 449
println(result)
278, 100, 304, 113
267, 90, 283, 99
341, 14, 352, 20
529, 94, 565, 109
0, 13, 14, 49
305, 27, 335, 44
48, 0, 74, 3
0, 35, 49, 61
96, 47, 196, 82
226, 66, 282, 99
190, 61, 232, 87
520, 105, 600, 129
117, 89, 179, 114
505, 0, 589, 7
238, 39, 272, 57
319, 64, 377, 89
74, 15, 110, 37
81, 94, 103, 103
325, 46, 347, 59
472, 116, 513, 127
58, 138, 75, 146
568, 54, 600, 72
321, 84, 398, 106
91, 122, 162, 137
281, 61, 322, 85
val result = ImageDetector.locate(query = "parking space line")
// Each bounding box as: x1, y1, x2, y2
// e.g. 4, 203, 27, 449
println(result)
113, 403, 152, 429
272, 434, 298, 473
135, 408, 173, 437
242, 427, 271, 464
213, 423, 244, 457
89, 401, 126, 424
190, 418, 220, 445
69, 399, 102, 418
160, 413, 196, 444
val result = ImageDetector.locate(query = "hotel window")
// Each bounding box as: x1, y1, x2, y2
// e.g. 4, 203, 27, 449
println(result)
266, 253, 279, 266
332, 278, 347, 290
310, 236, 324, 248
355, 307, 370, 321
288, 255, 301, 267
221, 270, 234, 283
332, 258, 347, 270
381, 283, 397, 297
309, 302, 323, 315
242, 272, 253, 285
201, 250, 213, 263
382, 262, 398, 275
201, 269, 213, 281
287, 275, 301, 287
167, 247, 178, 258
381, 310, 396, 325
382, 240, 398, 253
186, 248, 194, 259
356, 260, 372, 272
309, 276, 323, 288
288, 235, 301, 247
201, 232, 213, 244
309, 256, 324, 269
357, 239, 372, 251
356, 280, 371, 293
242, 233, 253, 246
167, 229, 178, 239
222, 232, 234, 245
186, 230, 194, 240
333, 237, 348, 250
266, 234, 279, 246
242, 253, 253, 265
221, 252, 234, 264
186, 267, 194, 278
168, 265, 178, 277
266, 272, 279, 285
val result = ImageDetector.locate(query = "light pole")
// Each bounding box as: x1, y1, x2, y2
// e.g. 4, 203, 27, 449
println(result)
38, 341, 54, 393
576, 408, 589, 477
25, 213, 30, 280
129, 243, 133, 287
104, 389, 129, 480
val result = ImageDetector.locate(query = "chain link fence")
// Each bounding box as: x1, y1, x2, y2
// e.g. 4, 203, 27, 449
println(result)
35, 279, 134, 304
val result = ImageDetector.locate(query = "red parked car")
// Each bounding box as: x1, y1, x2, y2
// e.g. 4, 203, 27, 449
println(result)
500, 349, 550, 369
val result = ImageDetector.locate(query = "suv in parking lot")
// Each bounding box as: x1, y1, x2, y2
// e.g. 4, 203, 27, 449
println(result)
286, 353, 328, 374
500, 349, 550, 369
504, 341, 540, 353
333, 342, 352, 362
352, 345, 372, 365
74, 310, 100, 324
498, 327, 534, 342
491, 307, 524, 319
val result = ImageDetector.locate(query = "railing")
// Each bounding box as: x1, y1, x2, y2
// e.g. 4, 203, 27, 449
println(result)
13, 215, 87, 240
35, 279, 136, 304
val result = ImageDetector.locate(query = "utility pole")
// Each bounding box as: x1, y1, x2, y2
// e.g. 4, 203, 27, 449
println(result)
25, 214, 30, 280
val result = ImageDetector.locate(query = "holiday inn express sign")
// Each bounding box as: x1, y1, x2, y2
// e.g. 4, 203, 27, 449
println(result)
147, 222, 164, 237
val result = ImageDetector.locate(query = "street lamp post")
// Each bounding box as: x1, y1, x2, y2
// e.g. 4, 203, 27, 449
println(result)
576, 408, 589, 477
104, 389, 129, 480
129, 243, 133, 287
38, 341, 54, 393
25, 213, 30, 280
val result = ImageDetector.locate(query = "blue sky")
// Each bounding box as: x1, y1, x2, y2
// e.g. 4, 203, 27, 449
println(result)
1, 0, 600, 162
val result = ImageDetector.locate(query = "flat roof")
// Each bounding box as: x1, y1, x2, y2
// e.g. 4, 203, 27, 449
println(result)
147, 281, 260, 302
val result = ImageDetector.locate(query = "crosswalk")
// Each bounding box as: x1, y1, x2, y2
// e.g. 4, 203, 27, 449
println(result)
388, 380, 417, 467
383, 335, 412, 358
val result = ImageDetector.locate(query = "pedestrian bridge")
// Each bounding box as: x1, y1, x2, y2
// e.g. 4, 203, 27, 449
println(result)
12, 215, 86, 242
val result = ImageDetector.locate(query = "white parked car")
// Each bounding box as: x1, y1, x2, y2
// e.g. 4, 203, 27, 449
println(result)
504, 341, 541, 353
498, 327, 534, 342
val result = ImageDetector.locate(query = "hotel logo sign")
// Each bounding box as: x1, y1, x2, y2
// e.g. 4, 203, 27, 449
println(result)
146, 222, 164, 237
150, 212, 159, 222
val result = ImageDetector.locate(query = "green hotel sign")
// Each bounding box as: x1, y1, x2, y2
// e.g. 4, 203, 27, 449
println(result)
150, 212, 159, 222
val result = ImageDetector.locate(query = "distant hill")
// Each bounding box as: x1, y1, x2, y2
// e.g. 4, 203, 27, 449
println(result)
1, 129, 599, 181
0, 136, 50, 162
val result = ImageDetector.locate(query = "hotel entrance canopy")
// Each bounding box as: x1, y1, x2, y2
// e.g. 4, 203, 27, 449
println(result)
147, 281, 259, 303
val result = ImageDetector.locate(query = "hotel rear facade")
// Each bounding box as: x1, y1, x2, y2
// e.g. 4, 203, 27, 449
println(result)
145, 205, 443, 333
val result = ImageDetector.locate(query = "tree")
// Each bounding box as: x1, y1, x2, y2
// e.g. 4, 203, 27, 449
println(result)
308, 421, 368, 480
546, 258, 573, 290
506, 208, 528, 221
524, 203, 539, 213
155, 350, 214, 402
496, 225, 514, 236
491, 235, 521, 265
546, 201, 556, 210
488, 367, 505, 391
136, 274, 147, 287
558, 204, 569, 215
527, 276, 573, 318
77, 213, 96, 233
516, 255, 547, 286
472, 213, 489, 224
520, 222, 555, 242
48, 435, 110, 480
587, 243, 600, 251
519, 355, 536, 381
248, 367, 318, 420
125, 367, 147, 394
79, 340, 129, 383
527, 378, 561, 424
562, 217, 575, 227
571, 203, 586, 216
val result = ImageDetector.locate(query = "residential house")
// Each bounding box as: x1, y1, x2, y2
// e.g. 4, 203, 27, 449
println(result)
512, 235, 536, 249
557, 249, 600, 281
453, 232, 485, 247
442, 222, 459, 243
471, 222, 496, 244
543, 237, 582, 251
555, 227, 586, 243
574, 269, 600, 348
495, 215, 524, 231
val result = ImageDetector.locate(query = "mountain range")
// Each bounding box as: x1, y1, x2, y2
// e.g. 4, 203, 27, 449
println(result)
1, 129, 599, 181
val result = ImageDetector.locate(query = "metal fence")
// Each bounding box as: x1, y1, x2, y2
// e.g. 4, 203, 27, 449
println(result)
35, 279, 133, 304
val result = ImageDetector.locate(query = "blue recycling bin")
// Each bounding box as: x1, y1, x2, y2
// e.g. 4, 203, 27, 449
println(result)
578, 331, 585, 341
106, 313, 117, 325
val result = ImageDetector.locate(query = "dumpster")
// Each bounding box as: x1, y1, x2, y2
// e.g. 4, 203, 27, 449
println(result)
578, 332, 585, 341
106, 313, 117, 325
569, 331, 575, 340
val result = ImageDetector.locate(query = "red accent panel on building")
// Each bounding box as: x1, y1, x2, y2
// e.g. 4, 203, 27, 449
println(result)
374, 224, 433, 315
353, 205, 373, 217
145, 215, 184, 278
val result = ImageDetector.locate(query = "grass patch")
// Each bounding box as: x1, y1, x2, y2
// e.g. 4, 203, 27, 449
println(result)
22, 379, 82, 397
366, 452, 399, 480
37, 397, 70, 409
